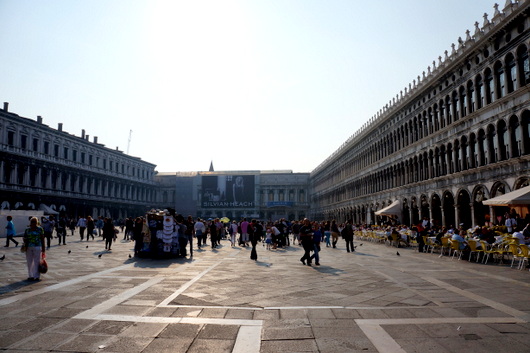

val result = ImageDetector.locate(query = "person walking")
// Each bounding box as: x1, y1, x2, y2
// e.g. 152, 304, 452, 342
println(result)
4, 215, 19, 247
77, 216, 87, 241
132, 217, 144, 254
86, 216, 95, 241
209, 220, 218, 249
41, 216, 55, 249
56, 216, 67, 245
249, 219, 262, 261
343, 219, 355, 252
184, 215, 195, 256
299, 218, 314, 266
194, 218, 206, 249
102, 217, 115, 251
23, 217, 45, 281
310, 222, 322, 265
96, 216, 104, 237
240, 218, 250, 246
331, 220, 340, 248
229, 221, 238, 247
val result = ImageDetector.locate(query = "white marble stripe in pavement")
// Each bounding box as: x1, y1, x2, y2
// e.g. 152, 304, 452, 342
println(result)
425, 277, 529, 319
158, 261, 221, 307
357, 322, 407, 353
74, 276, 165, 319
0, 263, 134, 306
93, 313, 263, 326
357, 317, 526, 353
232, 325, 262, 353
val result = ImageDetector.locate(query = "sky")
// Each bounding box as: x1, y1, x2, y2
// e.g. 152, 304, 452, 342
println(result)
0, 0, 497, 173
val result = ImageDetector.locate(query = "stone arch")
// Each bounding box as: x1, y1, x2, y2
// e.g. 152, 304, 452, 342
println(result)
430, 193, 442, 228
472, 184, 491, 227
442, 190, 456, 228
456, 188, 472, 229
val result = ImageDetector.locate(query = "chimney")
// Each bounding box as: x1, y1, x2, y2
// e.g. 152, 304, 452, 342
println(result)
81, 129, 85, 139
3, 102, 8, 111
58, 123, 63, 132
85, 135, 89, 141
37, 116, 43, 124
93, 136, 98, 144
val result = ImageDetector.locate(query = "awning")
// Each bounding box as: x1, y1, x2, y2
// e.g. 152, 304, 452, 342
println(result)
482, 185, 530, 206
375, 200, 401, 216
39, 204, 59, 215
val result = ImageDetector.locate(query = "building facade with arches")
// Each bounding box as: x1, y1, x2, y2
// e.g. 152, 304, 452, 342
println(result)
310, 1, 530, 229
0, 104, 158, 220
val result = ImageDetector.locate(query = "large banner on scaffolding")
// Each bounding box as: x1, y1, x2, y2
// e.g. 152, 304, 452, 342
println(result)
201, 175, 255, 208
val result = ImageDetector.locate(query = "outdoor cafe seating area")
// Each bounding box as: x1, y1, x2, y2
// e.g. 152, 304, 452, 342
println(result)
354, 228, 530, 271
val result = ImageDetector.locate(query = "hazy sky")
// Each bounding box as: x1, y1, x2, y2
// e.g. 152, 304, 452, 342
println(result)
0, 0, 496, 173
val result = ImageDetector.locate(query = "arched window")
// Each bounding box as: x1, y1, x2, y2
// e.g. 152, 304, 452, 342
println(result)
469, 133, 477, 169
454, 139, 461, 172
428, 109, 434, 134
433, 104, 440, 131
509, 115, 522, 158
494, 61, 505, 99
485, 68, 494, 104
467, 80, 475, 114
522, 110, 530, 155
476, 75, 484, 110
439, 99, 445, 128
459, 86, 467, 117
446, 96, 452, 125
487, 124, 497, 163
461, 136, 468, 170
506, 53, 517, 93
452, 91, 459, 121
440, 145, 447, 175
497, 120, 509, 160
423, 112, 429, 137
477, 129, 487, 166
447, 143, 454, 174
517, 45, 530, 86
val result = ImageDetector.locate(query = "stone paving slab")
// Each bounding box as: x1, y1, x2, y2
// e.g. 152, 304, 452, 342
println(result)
0, 230, 529, 352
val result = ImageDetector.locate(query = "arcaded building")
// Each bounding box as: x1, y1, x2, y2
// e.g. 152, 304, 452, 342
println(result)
310, 1, 530, 229
0, 103, 158, 220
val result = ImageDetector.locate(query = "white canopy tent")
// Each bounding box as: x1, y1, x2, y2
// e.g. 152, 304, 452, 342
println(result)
375, 200, 401, 217
482, 185, 530, 206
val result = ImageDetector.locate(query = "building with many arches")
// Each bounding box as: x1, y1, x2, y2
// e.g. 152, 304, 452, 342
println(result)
310, 1, 530, 229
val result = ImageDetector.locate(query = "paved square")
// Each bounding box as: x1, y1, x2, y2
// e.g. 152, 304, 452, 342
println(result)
0, 232, 529, 352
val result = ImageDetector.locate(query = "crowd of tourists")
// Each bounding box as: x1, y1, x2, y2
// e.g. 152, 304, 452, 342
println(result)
6, 207, 530, 282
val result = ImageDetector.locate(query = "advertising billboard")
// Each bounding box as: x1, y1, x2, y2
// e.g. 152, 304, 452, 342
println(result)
201, 175, 255, 208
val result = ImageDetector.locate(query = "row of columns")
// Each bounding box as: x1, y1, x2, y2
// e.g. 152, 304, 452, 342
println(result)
0, 160, 154, 203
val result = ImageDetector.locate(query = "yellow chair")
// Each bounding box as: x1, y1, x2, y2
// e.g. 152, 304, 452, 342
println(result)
507, 243, 524, 269
422, 236, 430, 252
439, 237, 451, 257
427, 237, 441, 254
450, 240, 463, 260
480, 240, 501, 264
518, 244, 530, 270
467, 240, 484, 262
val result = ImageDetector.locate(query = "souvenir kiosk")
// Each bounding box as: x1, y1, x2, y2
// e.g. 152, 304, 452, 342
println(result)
138, 210, 188, 259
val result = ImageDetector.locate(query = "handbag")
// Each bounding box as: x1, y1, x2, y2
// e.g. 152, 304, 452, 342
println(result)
38, 253, 48, 274
20, 243, 27, 253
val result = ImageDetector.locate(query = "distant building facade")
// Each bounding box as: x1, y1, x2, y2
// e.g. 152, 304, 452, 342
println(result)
154, 170, 310, 221
310, 2, 530, 228
0, 103, 157, 220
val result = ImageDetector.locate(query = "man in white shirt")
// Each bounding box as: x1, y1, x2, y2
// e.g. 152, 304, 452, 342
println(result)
77, 217, 87, 241
194, 218, 206, 249
505, 215, 517, 233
